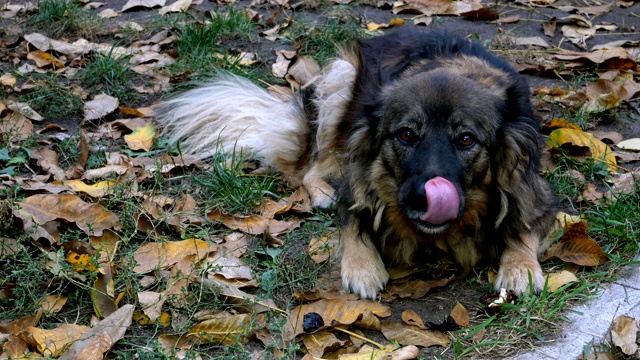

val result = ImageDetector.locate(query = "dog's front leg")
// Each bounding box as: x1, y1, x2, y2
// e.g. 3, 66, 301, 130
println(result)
494, 233, 545, 295
340, 217, 389, 299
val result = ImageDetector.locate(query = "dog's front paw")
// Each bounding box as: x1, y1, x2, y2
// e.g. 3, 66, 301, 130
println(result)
309, 187, 336, 208
494, 258, 544, 295
341, 253, 389, 299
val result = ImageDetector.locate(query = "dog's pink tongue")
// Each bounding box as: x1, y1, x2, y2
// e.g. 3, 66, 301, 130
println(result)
420, 177, 459, 224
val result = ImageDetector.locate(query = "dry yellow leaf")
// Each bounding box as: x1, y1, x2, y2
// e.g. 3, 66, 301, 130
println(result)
124, 123, 155, 151
187, 314, 256, 345
545, 270, 579, 292
611, 315, 639, 355
366, 18, 405, 31
548, 127, 617, 172
19, 193, 122, 237
1, 73, 17, 86
132, 239, 216, 273
39, 294, 68, 314
285, 299, 392, 341
28, 324, 90, 357
337, 344, 398, 359
61, 179, 117, 197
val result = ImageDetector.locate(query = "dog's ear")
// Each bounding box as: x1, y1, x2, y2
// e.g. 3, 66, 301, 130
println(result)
493, 79, 542, 224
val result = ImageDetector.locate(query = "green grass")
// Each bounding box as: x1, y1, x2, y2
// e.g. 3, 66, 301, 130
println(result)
15, 73, 84, 121
168, 7, 257, 79
81, 48, 138, 102
57, 135, 106, 170
452, 277, 597, 358
193, 149, 284, 215
31, 0, 103, 38
285, 16, 367, 63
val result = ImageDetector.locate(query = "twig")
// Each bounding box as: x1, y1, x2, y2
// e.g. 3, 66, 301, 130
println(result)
334, 327, 387, 350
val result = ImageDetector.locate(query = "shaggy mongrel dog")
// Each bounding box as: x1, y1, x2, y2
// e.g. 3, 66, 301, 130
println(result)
156, 29, 556, 299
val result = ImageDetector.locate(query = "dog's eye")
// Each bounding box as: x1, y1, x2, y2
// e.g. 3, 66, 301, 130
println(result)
457, 133, 476, 148
397, 128, 417, 144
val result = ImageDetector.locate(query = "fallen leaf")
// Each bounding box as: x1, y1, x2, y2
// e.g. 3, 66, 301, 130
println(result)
545, 270, 579, 292
61, 180, 117, 197
366, 17, 405, 31
122, 0, 166, 11
28, 324, 90, 357
158, 0, 191, 14
132, 239, 216, 273
384, 275, 455, 299
381, 321, 450, 348
5, 100, 44, 121
84, 93, 119, 121
186, 314, 257, 345
124, 123, 155, 151
450, 302, 469, 327
285, 299, 392, 340
303, 331, 346, 358
617, 138, 640, 151
611, 315, 639, 355
401, 309, 427, 329
58, 304, 134, 360
541, 221, 608, 266
39, 294, 68, 314
336, 344, 398, 359
18, 194, 122, 237
286, 56, 321, 86
198, 277, 280, 313
548, 127, 617, 172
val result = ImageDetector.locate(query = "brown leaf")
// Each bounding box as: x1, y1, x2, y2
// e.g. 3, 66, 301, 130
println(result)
540, 221, 608, 266
308, 231, 338, 264
84, 93, 119, 121
354, 309, 383, 330
28, 324, 90, 357
293, 289, 358, 302
285, 299, 392, 340
460, 7, 499, 20
32, 148, 66, 181
545, 270, 579, 292
27, 50, 64, 68
39, 294, 68, 314
286, 56, 321, 86
58, 304, 134, 360
384, 275, 455, 299
401, 309, 427, 329
19, 194, 122, 237
450, 302, 469, 327
186, 314, 257, 345
198, 277, 280, 313
302, 331, 346, 358
381, 321, 450, 348
611, 315, 639, 355
208, 210, 303, 235
0, 113, 33, 142
132, 239, 216, 273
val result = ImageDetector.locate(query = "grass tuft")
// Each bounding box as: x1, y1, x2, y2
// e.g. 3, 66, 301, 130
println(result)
32, 0, 103, 38
194, 147, 284, 215
81, 49, 138, 102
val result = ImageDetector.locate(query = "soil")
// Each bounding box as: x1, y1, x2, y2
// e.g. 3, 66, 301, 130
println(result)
1, 0, 639, 358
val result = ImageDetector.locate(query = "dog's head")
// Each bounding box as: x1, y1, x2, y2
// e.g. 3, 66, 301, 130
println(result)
354, 64, 539, 235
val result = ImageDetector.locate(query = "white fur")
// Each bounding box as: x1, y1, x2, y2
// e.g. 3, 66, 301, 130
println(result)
155, 74, 309, 180
155, 62, 357, 202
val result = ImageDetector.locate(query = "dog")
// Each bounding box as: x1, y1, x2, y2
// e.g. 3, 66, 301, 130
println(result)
155, 28, 556, 299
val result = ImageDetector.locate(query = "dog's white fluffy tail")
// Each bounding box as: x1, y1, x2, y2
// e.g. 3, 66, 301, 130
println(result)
154, 74, 310, 183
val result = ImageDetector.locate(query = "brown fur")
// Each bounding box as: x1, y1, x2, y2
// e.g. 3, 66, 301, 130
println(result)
156, 29, 556, 300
